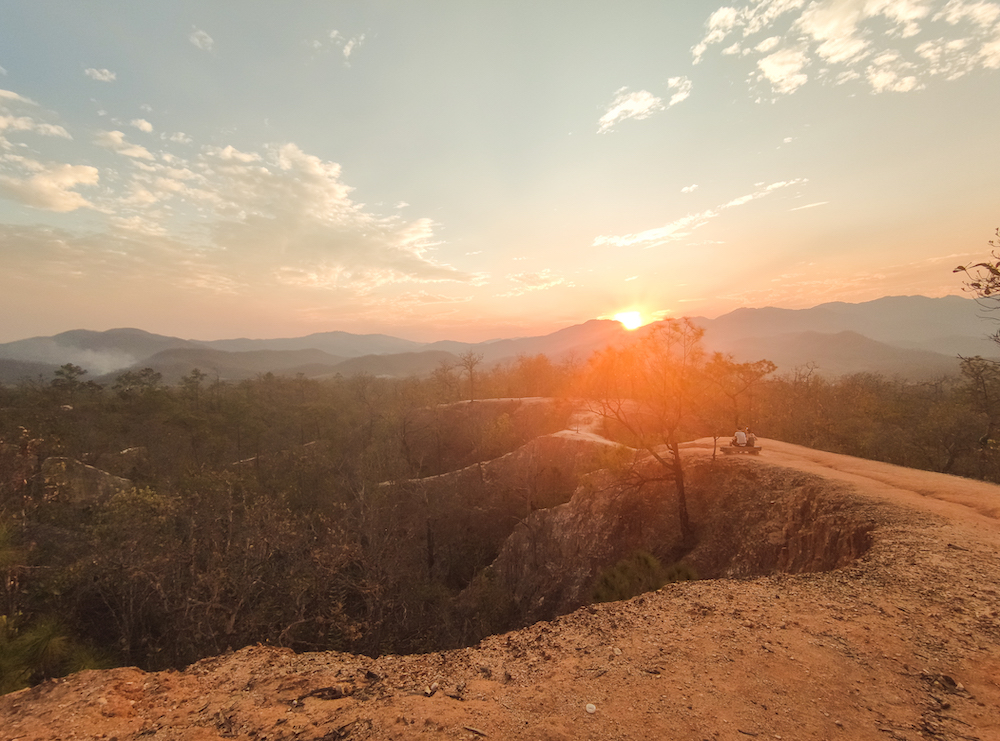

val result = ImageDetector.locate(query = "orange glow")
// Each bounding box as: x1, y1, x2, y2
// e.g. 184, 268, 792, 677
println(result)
614, 311, 643, 330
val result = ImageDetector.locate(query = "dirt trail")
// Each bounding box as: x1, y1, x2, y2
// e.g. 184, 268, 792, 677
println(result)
4, 438, 1000, 741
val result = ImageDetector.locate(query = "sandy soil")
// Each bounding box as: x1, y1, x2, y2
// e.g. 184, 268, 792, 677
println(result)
3, 438, 1000, 741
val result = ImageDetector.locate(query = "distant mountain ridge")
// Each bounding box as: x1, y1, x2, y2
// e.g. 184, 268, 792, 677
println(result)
1, 295, 997, 384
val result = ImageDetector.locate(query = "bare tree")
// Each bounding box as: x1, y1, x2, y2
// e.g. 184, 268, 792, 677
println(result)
579, 318, 706, 542
458, 351, 484, 402
954, 227, 1000, 344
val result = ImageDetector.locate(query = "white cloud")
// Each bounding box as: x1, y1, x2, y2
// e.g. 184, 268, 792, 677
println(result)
0, 160, 99, 212
692, 5, 742, 63
498, 269, 569, 297
756, 36, 783, 53
131, 118, 153, 133
0, 115, 71, 139
189, 28, 214, 51
95, 130, 155, 159
598, 88, 665, 133
0, 89, 35, 104
192, 142, 468, 289
789, 200, 829, 210
693, 0, 1000, 94
84, 68, 117, 82
866, 49, 922, 90
935, 0, 1000, 27
667, 76, 693, 105
2, 85, 468, 298
0, 91, 72, 144
757, 48, 810, 93
681, 184, 699, 193
343, 34, 366, 59
593, 179, 806, 248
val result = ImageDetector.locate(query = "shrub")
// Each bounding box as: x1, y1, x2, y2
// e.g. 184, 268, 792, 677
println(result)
591, 551, 697, 604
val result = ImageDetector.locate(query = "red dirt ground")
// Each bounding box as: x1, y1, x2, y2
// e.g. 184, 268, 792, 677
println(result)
3, 438, 1000, 741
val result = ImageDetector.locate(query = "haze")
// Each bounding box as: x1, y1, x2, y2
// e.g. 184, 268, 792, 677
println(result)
1, 1, 998, 343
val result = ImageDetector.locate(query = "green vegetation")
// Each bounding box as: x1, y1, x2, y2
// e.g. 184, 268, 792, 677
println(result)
591, 551, 697, 604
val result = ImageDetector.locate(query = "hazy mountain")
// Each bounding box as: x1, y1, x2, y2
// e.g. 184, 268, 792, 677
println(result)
0, 328, 195, 375
197, 331, 423, 356
325, 351, 460, 378
4, 295, 998, 384
421, 319, 629, 363
98, 348, 346, 384
714, 330, 962, 380
695, 295, 999, 358
0, 358, 62, 385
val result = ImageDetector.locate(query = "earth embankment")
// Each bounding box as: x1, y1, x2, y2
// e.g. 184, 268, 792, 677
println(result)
3, 438, 1000, 741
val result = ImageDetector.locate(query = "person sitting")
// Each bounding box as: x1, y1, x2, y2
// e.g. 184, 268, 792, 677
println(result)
733, 429, 747, 446
746, 428, 757, 447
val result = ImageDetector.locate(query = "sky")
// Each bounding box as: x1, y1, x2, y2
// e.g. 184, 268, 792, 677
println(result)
1, 0, 999, 343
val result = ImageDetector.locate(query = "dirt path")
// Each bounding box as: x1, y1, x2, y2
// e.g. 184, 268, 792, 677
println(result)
3, 439, 1000, 741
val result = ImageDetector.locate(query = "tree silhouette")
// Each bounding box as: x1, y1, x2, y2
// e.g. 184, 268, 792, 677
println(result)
458, 351, 484, 402
580, 318, 707, 541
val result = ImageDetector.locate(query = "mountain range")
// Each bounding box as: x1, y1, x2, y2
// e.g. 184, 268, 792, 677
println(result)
1, 295, 997, 385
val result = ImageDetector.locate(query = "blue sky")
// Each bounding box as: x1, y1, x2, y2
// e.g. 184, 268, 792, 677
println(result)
1, 1, 998, 342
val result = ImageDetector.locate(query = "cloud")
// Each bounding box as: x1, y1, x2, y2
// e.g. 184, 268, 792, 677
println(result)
499, 269, 569, 297
184, 142, 470, 290
343, 34, 365, 59
692, 6, 741, 63
598, 88, 665, 133
0, 160, 99, 212
867, 49, 922, 90
84, 68, 117, 82
2, 85, 468, 299
0, 89, 72, 145
0, 66, 6, 76
189, 28, 214, 51
681, 184, 699, 193
593, 179, 806, 248
0, 89, 35, 104
789, 200, 830, 210
692, 0, 1000, 95
758, 47, 811, 93
0, 116, 71, 139
95, 130, 155, 159
667, 76, 693, 105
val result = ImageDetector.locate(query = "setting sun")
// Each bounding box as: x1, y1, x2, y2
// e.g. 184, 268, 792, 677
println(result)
614, 311, 643, 330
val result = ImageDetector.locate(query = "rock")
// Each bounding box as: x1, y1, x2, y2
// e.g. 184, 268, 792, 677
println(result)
40, 457, 133, 504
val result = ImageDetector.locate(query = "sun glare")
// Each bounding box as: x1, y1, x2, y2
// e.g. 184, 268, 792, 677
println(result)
614, 311, 643, 330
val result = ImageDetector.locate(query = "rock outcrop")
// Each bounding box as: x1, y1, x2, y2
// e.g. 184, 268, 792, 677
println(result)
40, 457, 133, 504
473, 446, 875, 627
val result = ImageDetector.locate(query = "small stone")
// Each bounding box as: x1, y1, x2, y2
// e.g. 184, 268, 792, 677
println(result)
586, 703, 597, 714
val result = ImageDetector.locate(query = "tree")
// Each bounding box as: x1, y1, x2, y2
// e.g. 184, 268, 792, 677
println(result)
954, 227, 1000, 343
50, 364, 101, 403
704, 355, 777, 429
112, 368, 164, 399
458, 351, 484, 402
180, 368, 208, 411
580, 318, 707, 541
